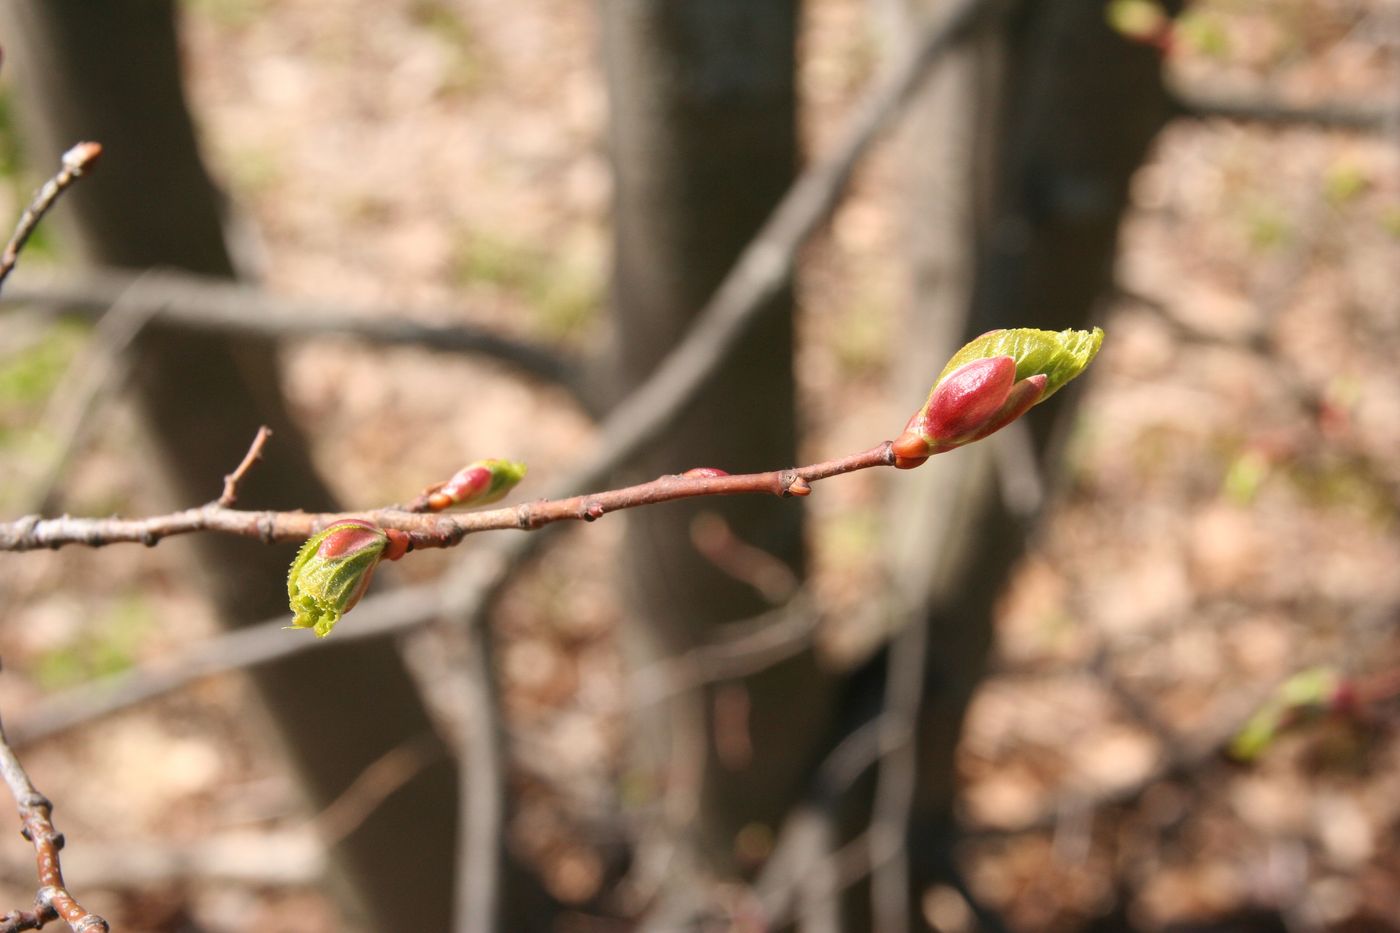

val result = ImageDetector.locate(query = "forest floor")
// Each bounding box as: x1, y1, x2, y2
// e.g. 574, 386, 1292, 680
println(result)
0, 0, 1397, 931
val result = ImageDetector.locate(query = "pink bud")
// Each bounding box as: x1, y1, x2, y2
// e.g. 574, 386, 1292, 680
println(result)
968, 373, 1048, 442
288, 520, 393, 637
316, 519, 386, 559
892, 327, 1103, 467
681, 467, 730, 479
921, 356, 1017, 443
421, 459, 527, 512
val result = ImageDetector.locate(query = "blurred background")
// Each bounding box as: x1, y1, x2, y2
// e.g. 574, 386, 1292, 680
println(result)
0, 0, 1396, 931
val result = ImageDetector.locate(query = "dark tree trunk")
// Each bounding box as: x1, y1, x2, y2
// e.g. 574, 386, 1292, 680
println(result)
887, 0, 1173, 923
0, 4, 458, 929
600, 0, 839, 880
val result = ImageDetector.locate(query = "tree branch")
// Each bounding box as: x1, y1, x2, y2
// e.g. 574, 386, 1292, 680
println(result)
0, 443, 896, 552
0, 143, 102, 291
0, 672, 108, 933
8, 584, 445, 746
0, 267, 586, 397
1, 0, 1002, 558
218, 425, 274, 507
12, 579, 822, 750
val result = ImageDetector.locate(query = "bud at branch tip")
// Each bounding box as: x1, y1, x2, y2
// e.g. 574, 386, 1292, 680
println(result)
892, 326, 1103, 468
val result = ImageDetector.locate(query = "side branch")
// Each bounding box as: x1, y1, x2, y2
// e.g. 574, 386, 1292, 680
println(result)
0, 143, 102, 290
0, 677, 108, 932
0, 444, 896, 552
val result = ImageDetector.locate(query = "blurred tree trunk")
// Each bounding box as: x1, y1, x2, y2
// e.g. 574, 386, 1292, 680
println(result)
601, 0, 839, 884
882, 0, 1172, 923
0, 3, 459, 929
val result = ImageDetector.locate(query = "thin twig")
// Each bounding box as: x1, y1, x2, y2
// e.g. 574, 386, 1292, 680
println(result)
1170, 83, 1399, 133
0, 667, 108, 933
309, 733, 445, 849
219, 426, 273, 507
15, 272, 163, 516
8, 584, 446, 746
629, 595, 819, 708
0, 143, 102, 292
0, 267, 586, 398
869, 614, 927, 933
0, 443, 896, 552
11, 579, 819, 748
456, 623, 504, 933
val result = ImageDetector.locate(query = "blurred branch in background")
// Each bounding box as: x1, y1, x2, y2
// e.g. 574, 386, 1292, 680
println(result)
0, 268, 587, 400
8, 274, 160, 516
1170, 82, 1400, 132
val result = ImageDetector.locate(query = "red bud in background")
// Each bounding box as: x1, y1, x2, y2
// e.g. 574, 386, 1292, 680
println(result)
423, 459, 528, 511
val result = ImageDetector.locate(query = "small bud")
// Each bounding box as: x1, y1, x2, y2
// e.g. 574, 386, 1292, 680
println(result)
287, 520, 390, 637
424, 459, 527, 511
681, 467, 730, 479
61, 141, 103, 175
893, 327, 1103, 467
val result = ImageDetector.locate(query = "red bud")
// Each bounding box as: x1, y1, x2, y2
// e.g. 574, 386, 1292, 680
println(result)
921, 356, 1017, 442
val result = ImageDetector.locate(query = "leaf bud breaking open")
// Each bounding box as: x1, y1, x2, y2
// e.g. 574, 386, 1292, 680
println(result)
892, 327, 1103, 468
424, 459, 527, 511
287, 519, 396, 637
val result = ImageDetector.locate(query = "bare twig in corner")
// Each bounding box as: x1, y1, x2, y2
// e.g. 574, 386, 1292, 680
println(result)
0, 667, 109, 933
219, 426, 273, 507
0, 143, 102, 292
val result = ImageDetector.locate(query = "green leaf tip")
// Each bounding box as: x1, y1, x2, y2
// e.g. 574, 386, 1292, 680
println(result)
936, 326, 1104, 403
893, 326, 1104, 467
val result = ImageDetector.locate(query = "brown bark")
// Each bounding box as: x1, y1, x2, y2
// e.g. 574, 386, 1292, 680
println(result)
0, 4, 457, 929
